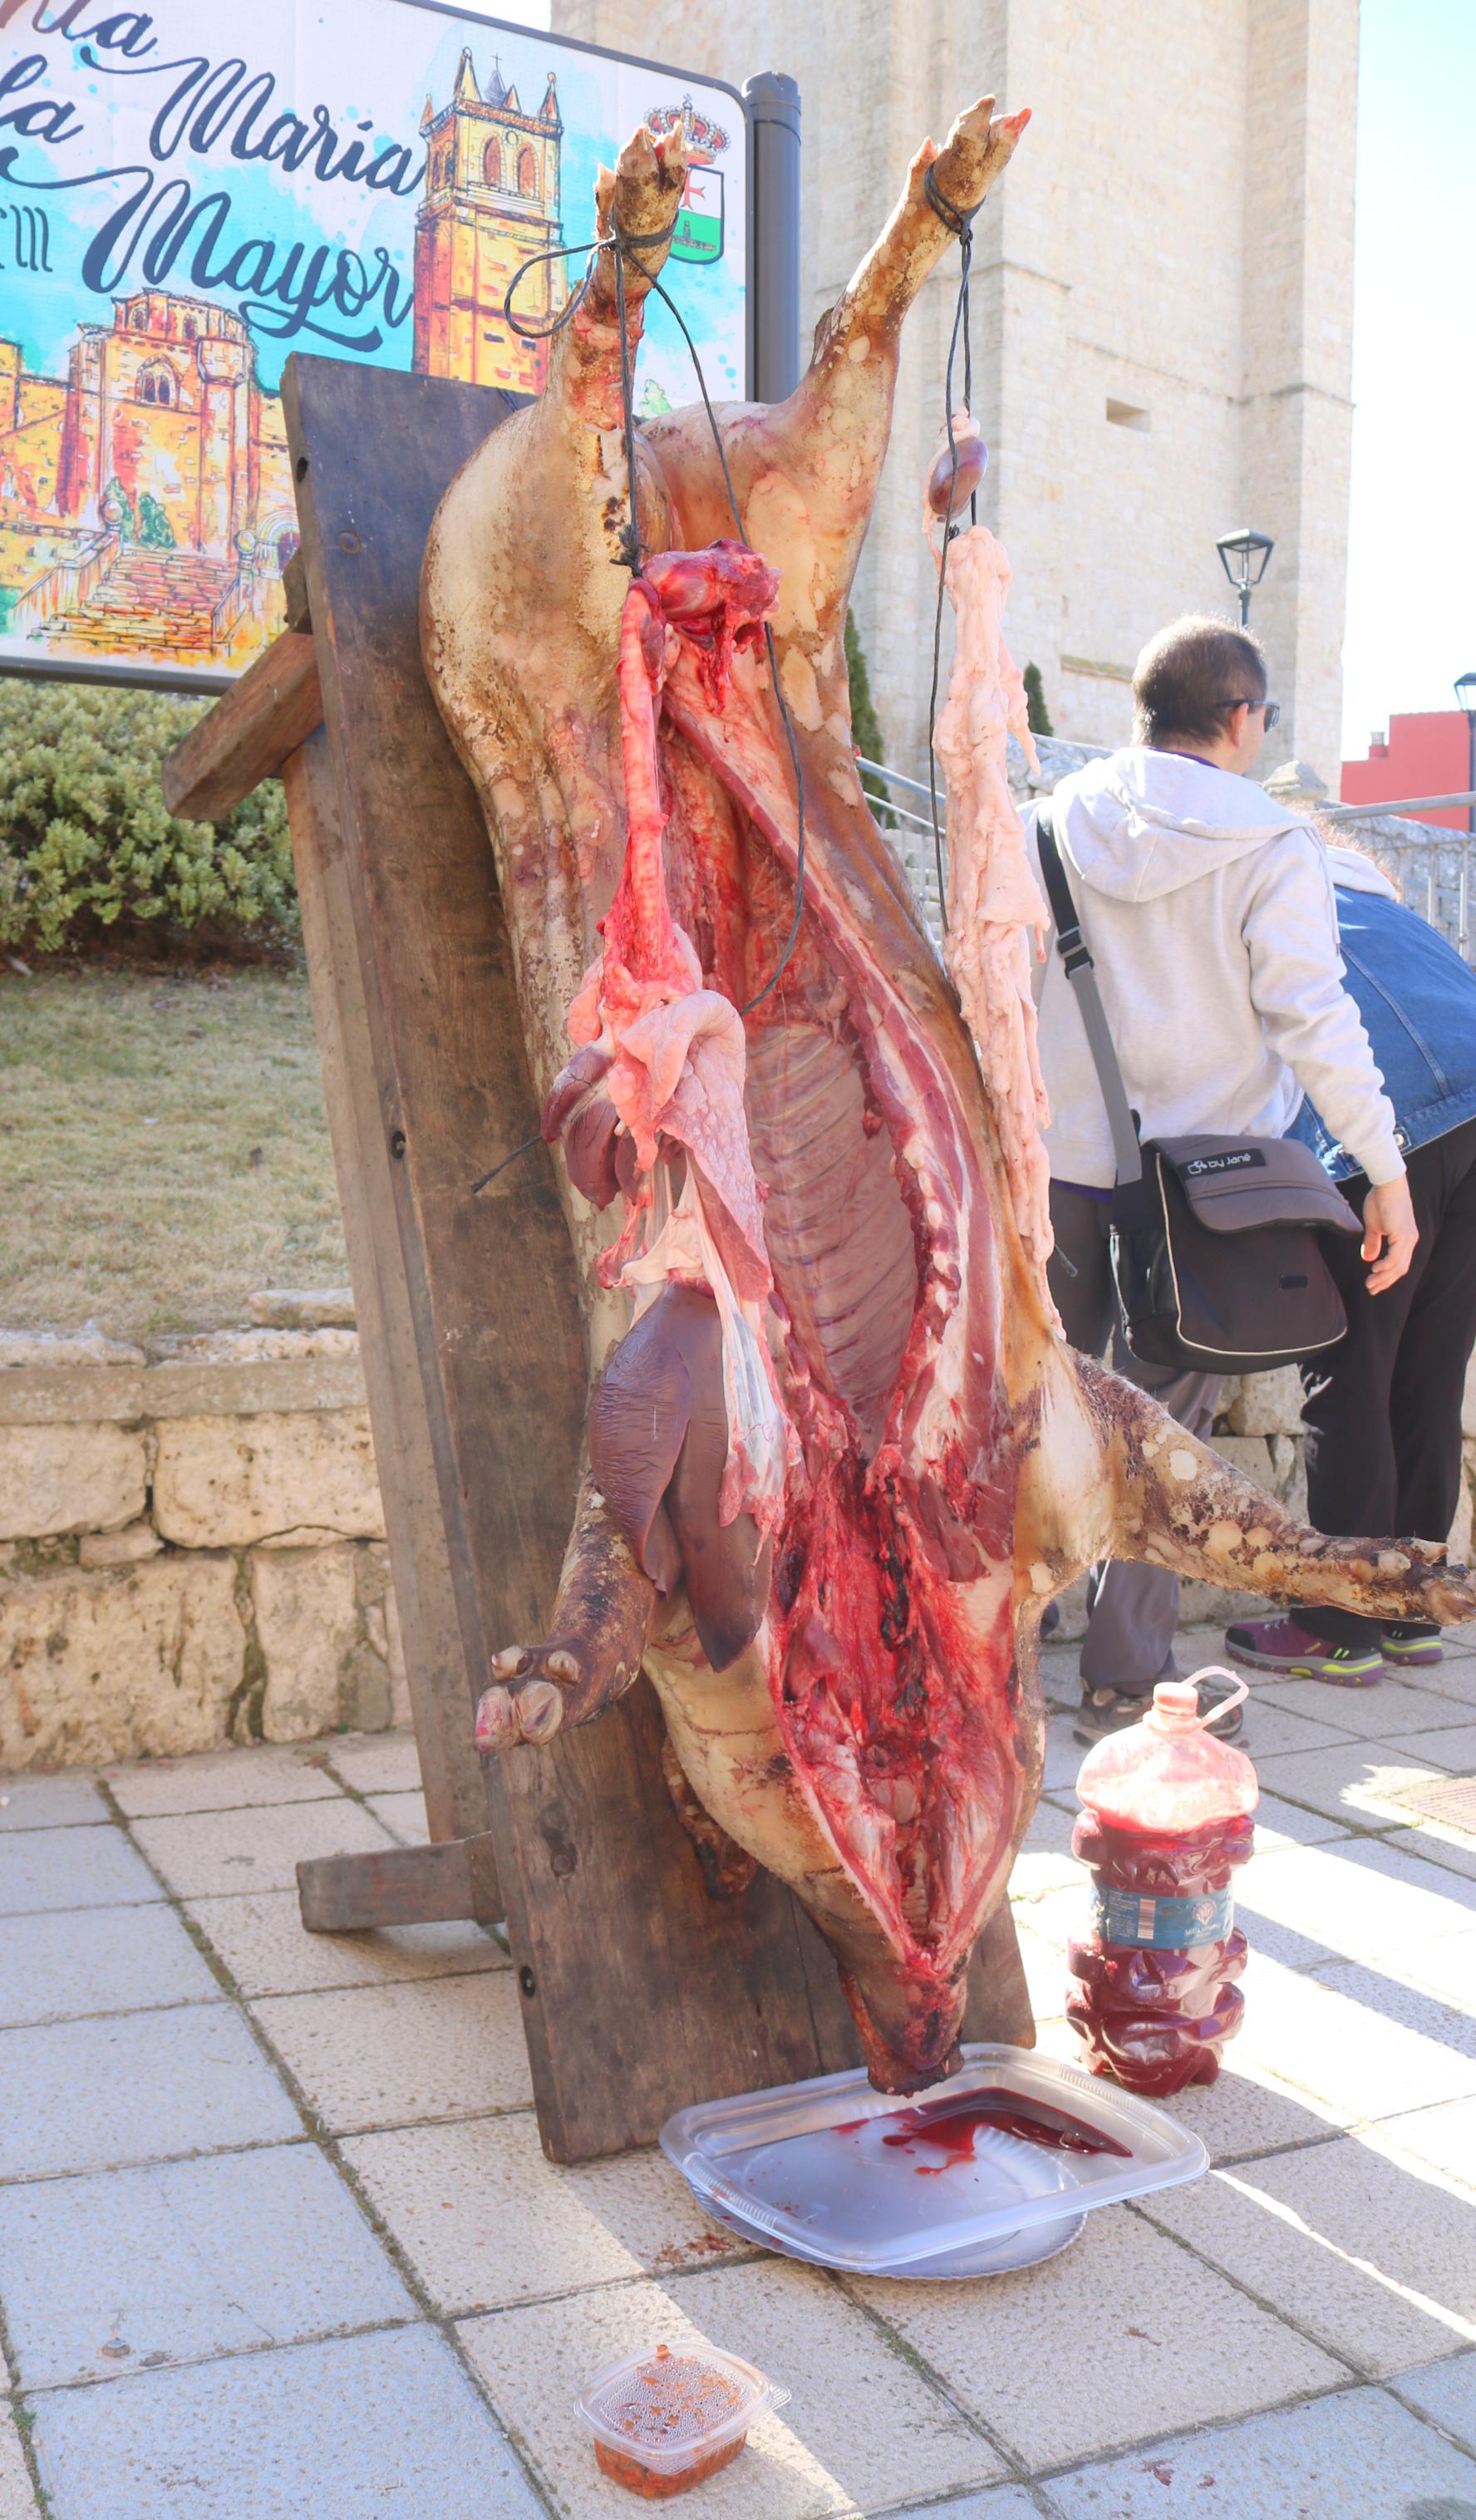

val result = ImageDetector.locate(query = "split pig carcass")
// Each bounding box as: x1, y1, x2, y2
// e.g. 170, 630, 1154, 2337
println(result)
421, 102, 1474, 2094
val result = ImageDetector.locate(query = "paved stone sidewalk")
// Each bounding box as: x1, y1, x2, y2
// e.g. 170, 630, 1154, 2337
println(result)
2, 1630, 1475, 2518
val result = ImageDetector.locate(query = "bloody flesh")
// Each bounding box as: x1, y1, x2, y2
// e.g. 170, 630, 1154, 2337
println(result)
843, 2089, 1131, 2165
1065, 1814, 1254, 2098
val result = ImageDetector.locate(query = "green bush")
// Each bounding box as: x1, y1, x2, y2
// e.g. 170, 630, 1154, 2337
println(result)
844, 610, 895, 829
0, 680, 295, 956
1023, 660, 1054, 738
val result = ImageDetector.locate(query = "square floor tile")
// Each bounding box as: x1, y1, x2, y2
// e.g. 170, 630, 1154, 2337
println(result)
0, 2006, 300, 2180
0, 2143, 414, 2388
1405, 1726, 1476, 1770
131, 1799, 393, 1899
342, 2111, 748, 2313
1230, 1948, 1476, 2120
1397, 1660, 1476, 1713
1141, 2136, 1476, 2376
1295, 1957, 1476, 2112
1250, 1793, 1351, 1849
1153, 2055, 1347, 2166
460, 2257, 1005, 2520
1234, 1837, 1476, 1972
1365, 2094, 1476, 2192
1044, 2384, 1476, 2518
1013, 1922, 1071, 2022
1393, 2350, 1476, 2455
1253, 1741, 1454, 1828
0, 2407, 35, 2520
1042, 1715, 1085, 1794
364, 1790, 428, 1847
322, 1733, 424, 1796
252, 1973, 532, 2131
888, 2495, 1040, 2520
1252, 1674, 1467, 1736
1360, 1928, 1476, 2013
849, 2206, 1340, 2470
0, 1826, 161, 1916
1236, 1701, 1355, 1759
1382, 1814, 1476, 1883
27, 2325, 542, 2520
0, 1774, 106, 1831
106, 1745, 346, 1817
0, 1904, 219, 2028
185, 1888, 504, 1999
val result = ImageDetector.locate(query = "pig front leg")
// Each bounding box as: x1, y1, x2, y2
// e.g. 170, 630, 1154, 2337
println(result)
1036, 1351, 1476, 1632
475, 1470, 654, 1751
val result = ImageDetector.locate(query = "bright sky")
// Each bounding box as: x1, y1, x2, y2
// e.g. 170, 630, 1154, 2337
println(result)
1341, 0, 1476, 765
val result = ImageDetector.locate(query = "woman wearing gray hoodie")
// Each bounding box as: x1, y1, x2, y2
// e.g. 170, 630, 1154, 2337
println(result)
1026, 616, 1415, 1743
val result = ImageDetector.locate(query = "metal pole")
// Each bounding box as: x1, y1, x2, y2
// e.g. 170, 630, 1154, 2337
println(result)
1467, 710, 1475, 841
1239, 568, 1251, 630
743, 71, 802, 402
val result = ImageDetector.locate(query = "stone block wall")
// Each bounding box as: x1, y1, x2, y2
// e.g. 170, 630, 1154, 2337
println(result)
0, 1307, 408, 1774
5, 1306, 1474, 1767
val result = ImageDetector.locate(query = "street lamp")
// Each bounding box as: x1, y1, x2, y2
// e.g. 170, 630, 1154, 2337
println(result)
1216, 528, 1275, 628
1455, 671, 1476, 839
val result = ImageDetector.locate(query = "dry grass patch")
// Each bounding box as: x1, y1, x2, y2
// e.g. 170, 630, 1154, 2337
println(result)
0, 964, 347, 1341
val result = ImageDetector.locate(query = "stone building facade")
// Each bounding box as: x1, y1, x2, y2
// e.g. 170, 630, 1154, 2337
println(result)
553, 0, 1357, 782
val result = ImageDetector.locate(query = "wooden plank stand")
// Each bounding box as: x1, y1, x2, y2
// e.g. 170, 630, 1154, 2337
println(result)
164, 352, 1034, 2164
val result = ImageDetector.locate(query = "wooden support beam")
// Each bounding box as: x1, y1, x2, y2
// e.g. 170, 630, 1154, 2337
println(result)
161, 629, 322, 821
298, 1832, 502, 1932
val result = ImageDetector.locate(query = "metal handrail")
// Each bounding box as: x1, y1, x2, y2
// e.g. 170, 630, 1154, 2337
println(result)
860, 753, 1476, 829
1321, 793, 1476, 822
856, 756, 935, 806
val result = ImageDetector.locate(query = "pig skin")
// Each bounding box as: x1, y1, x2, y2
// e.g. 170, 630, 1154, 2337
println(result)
423, 102, 1476, 2093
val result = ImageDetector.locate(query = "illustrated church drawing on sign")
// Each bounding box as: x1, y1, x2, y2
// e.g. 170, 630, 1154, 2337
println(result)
0, 50, 564, 674
415, 52, 565, 395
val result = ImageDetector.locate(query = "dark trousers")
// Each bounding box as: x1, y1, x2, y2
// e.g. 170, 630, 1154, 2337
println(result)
1299, 1116, 1476, 1650
1047, 1183, 1221, 1696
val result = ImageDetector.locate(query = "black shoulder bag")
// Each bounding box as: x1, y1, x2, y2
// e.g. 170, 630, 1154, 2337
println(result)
1035, 805, 1361, 1373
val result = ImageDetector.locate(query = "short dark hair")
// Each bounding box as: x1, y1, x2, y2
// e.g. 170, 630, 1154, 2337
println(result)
1133, 615, 1267, 749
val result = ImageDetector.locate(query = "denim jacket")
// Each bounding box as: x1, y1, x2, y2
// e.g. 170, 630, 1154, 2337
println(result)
1290, 858, 1476, 1180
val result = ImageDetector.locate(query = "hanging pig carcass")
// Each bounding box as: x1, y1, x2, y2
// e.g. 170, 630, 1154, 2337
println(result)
421, 102, 1474, 2094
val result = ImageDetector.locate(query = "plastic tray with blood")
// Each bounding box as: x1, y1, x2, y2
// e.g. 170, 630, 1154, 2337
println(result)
661, 2044, 1208, 2276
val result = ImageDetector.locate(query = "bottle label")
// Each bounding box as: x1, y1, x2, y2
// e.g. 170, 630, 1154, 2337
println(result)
1092, 1887, 1234, 1949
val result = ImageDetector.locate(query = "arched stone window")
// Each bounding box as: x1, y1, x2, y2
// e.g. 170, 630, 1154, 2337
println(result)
434, 142, 453, 189
138, 361, 176, 409
518, 145, 537, 196
483, 136, 501, 187
130, 303, 149, 331
183, 314, 198, 342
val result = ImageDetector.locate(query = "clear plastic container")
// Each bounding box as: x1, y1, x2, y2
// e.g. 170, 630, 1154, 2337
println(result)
577, 2341, 788, 2498
662, 2045, 1207, 2273
1067, 1667, 1258, 2097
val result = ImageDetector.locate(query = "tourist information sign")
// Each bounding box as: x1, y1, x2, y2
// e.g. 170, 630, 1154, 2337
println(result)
0, 1, 749, 688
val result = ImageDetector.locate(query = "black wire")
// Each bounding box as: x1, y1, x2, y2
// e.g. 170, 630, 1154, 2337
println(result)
922, 163, 977, 937
470, 1130, 541, 1195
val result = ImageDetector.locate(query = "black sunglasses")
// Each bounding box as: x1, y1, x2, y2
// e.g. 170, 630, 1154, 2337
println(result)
1218, 696, 1281, 731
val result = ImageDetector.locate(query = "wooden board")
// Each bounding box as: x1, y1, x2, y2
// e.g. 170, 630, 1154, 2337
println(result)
278, 351, 1031, 2161
161, 630, 321, 822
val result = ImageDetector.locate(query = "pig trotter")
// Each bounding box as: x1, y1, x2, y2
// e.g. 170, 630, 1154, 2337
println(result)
475, 1474, 655, 1755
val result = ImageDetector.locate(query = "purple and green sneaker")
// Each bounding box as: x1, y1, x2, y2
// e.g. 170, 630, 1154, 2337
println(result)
1380, 1625, 1444, 1668
1224, 1614, 1383, 1686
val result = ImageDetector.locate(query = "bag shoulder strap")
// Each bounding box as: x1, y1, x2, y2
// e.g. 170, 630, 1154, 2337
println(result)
1036, 803, 1143, 1186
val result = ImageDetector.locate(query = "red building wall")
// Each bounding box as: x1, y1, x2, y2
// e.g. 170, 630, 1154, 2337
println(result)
1341, 710, 1475, 830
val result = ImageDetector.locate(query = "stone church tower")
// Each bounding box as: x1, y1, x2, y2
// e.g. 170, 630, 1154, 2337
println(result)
554, 0, 1357, 783
414, 51, 566, 396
